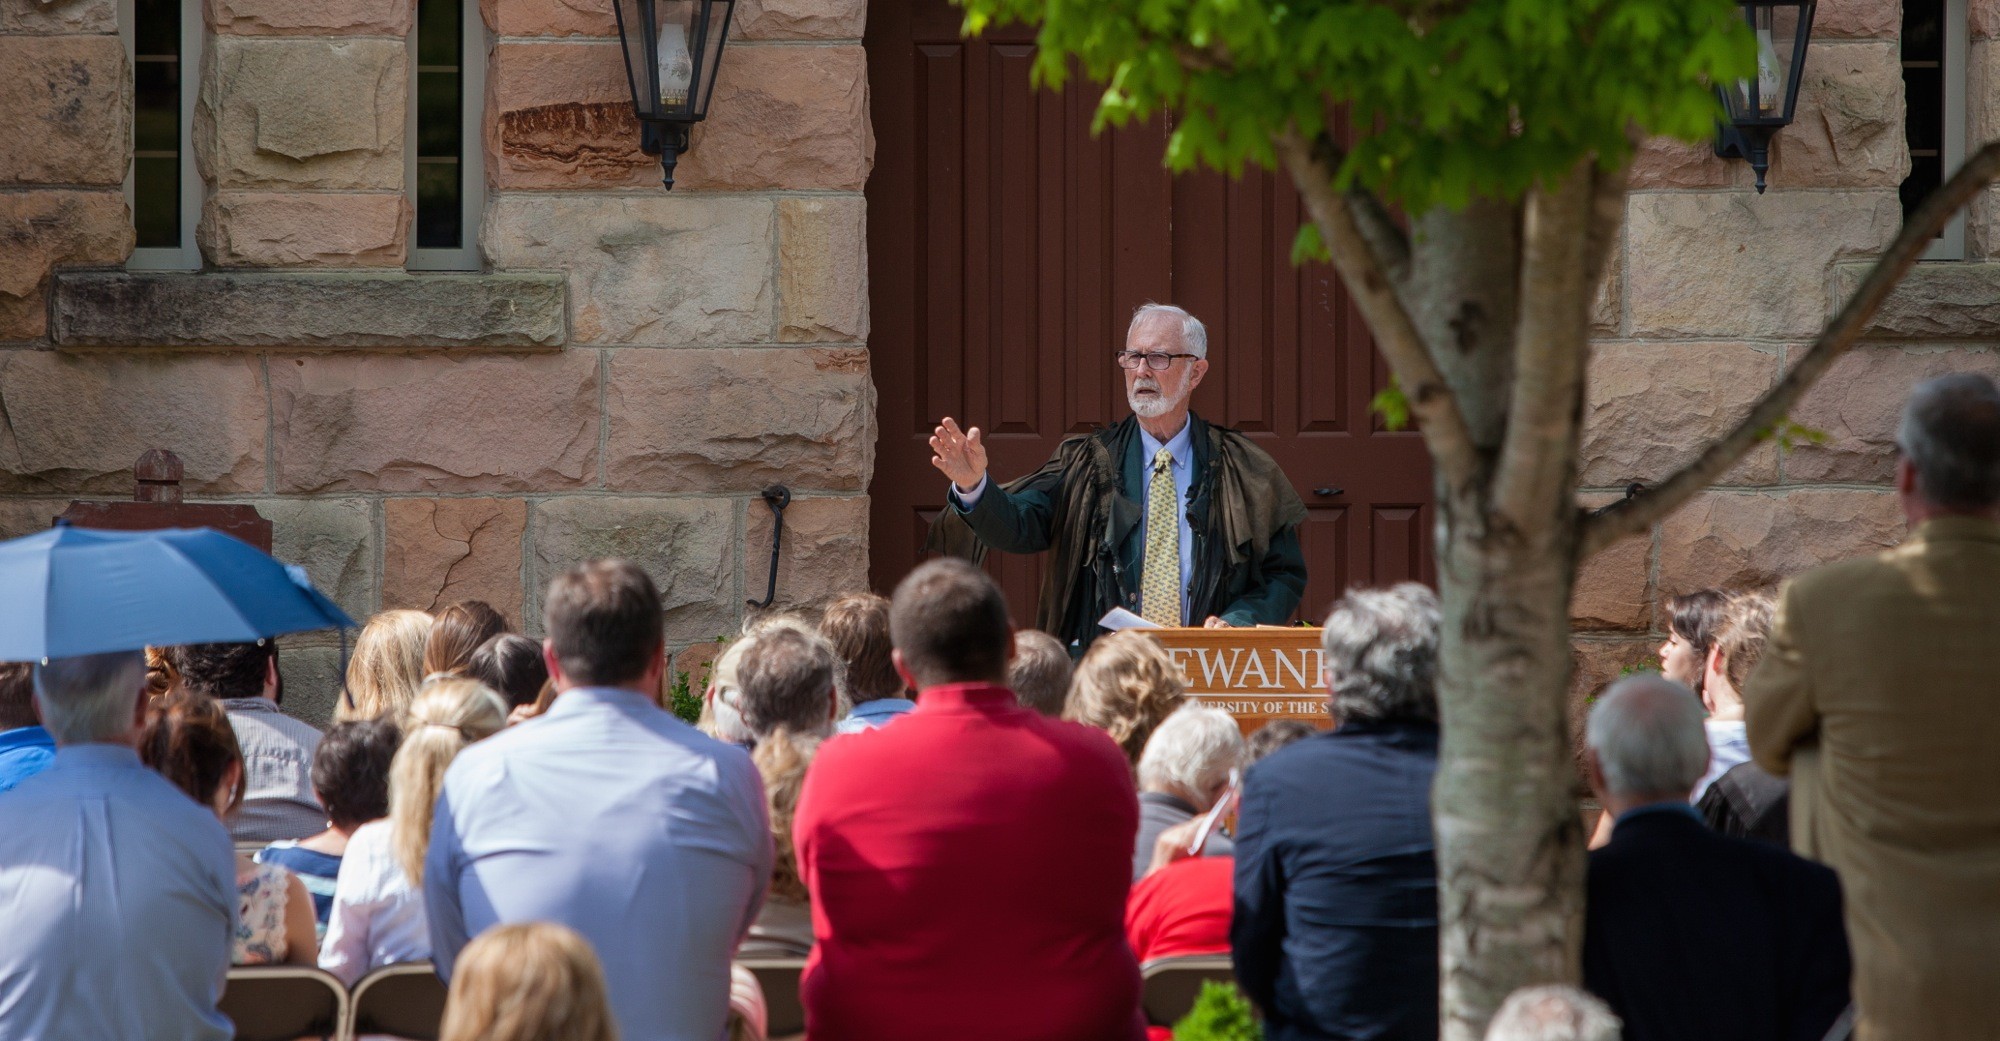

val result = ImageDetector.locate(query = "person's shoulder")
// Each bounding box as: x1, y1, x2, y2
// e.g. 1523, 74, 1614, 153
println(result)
1785, 543, 1913, 603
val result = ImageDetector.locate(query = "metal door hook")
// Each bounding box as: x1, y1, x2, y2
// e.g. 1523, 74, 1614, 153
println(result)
747, 484, 791, 609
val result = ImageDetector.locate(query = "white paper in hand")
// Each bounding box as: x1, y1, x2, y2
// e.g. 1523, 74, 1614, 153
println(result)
1098, 607, 1162, 631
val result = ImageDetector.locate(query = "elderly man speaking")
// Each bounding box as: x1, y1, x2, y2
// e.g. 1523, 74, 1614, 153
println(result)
927, 304, 1307, 650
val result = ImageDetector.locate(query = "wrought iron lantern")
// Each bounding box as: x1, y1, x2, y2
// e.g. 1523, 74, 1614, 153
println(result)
1713, 0, 1815, 194
613, 0, 735, 190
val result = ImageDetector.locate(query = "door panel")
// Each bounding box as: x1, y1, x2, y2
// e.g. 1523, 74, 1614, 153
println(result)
867, 0, 1435, 625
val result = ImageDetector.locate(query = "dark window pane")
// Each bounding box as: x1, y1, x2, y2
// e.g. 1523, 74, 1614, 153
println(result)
1902, 154, 1943, 224
418, 0, 460, 68
415, 161, 462, 249
1904, 65, 1943, 151
134, 0, 178, 56
134, 61, 179, 152
134, 156, 179, 247
417, 71, 462, 157
1903, 0, 1943, 64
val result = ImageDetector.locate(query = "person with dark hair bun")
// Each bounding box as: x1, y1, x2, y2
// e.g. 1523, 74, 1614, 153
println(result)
423, 601, 510, 680
465, 633, 550, 715
255, 718, 401, 935
1657, 589, 1729, 697
140, 694, 318, 967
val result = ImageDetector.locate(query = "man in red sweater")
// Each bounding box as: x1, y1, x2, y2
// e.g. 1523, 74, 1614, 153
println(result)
794, 558, 1144, 1041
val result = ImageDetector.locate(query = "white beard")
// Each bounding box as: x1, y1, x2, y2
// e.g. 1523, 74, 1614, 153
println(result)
1128, 379, 1183, 419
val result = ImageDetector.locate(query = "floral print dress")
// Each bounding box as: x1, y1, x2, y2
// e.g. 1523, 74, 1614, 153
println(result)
234, 858, 293, 965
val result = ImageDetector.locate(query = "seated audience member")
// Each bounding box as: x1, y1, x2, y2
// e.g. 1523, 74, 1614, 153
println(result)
734, 626, 841, 958
1132, 704, 1245, 880
438, 922, 616, 1041
466, 633, 550, 723
1233, 584, 1442, 1041
320, 678, 504, 985
166, 640, 325, 843
796, 558, 1144, 1041
1656, 589, 1729, 697
1581, 675, 1848, 1041
1246, 718, 1316, 760
700, 628, 766, 748
337, 609, 434, 724
427, 560, 772, 1041
0, 652, 234, 1040
422, 600, 510, 679
1007, 629, 1073, 716
1484, 986, 1621, 1041
141, 693, 318, 966
1692, 591, 1773, 800
819, 592, 910, 733
1066, 630, 1188, 766
145, 646, 181, 701
257, 717, 401, 935
0, 661, 54, 793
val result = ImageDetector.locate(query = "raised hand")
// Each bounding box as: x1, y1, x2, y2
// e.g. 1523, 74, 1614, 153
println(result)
929, 417, 988, 493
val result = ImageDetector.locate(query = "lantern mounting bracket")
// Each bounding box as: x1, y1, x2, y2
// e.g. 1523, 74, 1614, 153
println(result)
1714, 123, 1779, 195
640, 122, 694, 190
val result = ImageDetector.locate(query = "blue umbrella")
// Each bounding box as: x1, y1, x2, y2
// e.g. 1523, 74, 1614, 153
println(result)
0, 524, 356, 660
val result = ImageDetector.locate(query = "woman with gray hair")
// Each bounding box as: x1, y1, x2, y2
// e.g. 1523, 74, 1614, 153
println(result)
1132, 704, 1245, 881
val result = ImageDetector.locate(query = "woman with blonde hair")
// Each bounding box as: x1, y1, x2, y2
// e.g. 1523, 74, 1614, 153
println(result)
438, 922, 617, 1041
320, 677, 506, 985
1065, 630, 1188, 766
337, 609, 434, 723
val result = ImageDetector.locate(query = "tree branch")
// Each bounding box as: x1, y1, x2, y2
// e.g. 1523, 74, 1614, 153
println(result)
1581, 151, 1631, 297
1309, 131, 1413, 277
1580, 140, 2000, 558
1274, 128, 1481, 487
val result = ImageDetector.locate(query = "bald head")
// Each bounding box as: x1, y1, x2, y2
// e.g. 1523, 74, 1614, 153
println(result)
1586, 674, 1708, 802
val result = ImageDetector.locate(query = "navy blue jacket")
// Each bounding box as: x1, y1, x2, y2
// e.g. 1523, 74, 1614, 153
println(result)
1584, 807, 1850, 1041
1231, 722, 1439, 1041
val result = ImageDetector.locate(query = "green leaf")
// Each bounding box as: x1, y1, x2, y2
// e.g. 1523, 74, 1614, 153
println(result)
1371, 375, 1411, 433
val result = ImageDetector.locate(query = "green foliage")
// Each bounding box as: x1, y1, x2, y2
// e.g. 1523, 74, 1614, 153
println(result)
1171, 981, 1260, 1041
1754, 417, 1833, 454
956, 0, 1754, 213
1370, 374, 1411, 431
666, 635, 728, 725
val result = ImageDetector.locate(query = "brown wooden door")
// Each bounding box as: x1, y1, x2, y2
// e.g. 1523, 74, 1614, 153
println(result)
865, 0, 1434, 625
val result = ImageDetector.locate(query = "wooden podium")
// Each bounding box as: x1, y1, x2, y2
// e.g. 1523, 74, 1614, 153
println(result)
1148, 627, 1331, 735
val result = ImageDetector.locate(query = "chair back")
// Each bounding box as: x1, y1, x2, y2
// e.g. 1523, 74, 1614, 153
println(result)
1140, 955, 1236, 1026
218, 965, 348, 1041
348, 961, 449, 1041
737, 957, 807, 1038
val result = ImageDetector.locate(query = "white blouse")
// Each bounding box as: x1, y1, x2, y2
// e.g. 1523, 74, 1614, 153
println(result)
319, 819, 430, 986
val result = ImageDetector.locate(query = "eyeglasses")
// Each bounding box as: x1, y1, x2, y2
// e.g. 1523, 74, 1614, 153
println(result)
1116, 351, 1201, 371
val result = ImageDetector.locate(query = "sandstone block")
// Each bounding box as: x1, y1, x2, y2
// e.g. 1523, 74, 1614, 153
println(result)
1975, 42, 1999, 146
481, 0, 614, 37
744, 495, 869, 611
1572, 494, 1651, 632
259, 497, 377, 620
1625, 191, 1901, 339
676, 45, 873, 191
201, 192, 410, 268
1, 0, 117, 33
529, 497, 739, 644
1590, 247, 1621, 335
487, 41, 655, 189
1656, 489, 1904, 595
383, 498, 528, 620
1785, 345, 2000, 483
1976, 0, 2000, 40
199, 37, 406, 190
0, 36, 128, 185
735, 0, 865, 42
484, 194, 775, 345
0, 192, 132, 342
209, 0, 411, 34
670, 638, 730, 695
779, 197, 868, 342
1830, 261, 2000, 338
0, 499, 69, 541
1625, 136, 1743, 191
1568, 636, 1661, 771
273, 639, 344, 728
269, 352, 599, 493
1973, 186, 2000, 260
1817, 0, 1900, 38
1581, 342, 1779, 488
0, 352, 266, 494
606, 347, 875, 493
1768, 43, 1907, 189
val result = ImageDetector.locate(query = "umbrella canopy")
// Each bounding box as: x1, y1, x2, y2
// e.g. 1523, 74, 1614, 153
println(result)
0, 524, 356, 660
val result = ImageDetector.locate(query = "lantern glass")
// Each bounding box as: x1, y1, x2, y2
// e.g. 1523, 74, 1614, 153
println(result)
613, 0, 734, 123
1718, 1, 1814, 126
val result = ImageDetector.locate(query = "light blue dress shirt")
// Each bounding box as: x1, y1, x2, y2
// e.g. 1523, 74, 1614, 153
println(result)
0, 744, 236, 1041
836, 696, 916, 734
425, 687, 773, 1041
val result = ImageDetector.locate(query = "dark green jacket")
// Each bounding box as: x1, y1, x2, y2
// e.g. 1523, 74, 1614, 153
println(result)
926, 414, 1308, 651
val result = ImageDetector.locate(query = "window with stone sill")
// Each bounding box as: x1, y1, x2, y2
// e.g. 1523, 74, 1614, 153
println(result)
407, 0, 486, 272
121, 0, 202, 271
1903, 0, 1967, 261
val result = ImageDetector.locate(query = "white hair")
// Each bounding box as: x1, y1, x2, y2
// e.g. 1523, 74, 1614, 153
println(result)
1896, 372, 2000, 511
1585, 674, 1709, 798
1485, 985, 1622, 1041
1129, 303, 1208, 359
1137, 704, 1246, 809
1321, 583, 1440, 725
34, 650, 147, 745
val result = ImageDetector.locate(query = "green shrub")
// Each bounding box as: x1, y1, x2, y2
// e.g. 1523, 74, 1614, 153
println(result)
667, 636, 727, 725
1171, 981, 1259, 1041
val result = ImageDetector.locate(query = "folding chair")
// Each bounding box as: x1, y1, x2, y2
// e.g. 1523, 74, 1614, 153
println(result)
1140, 955, 1237, 1027
218, 965, 348, 1041
347, 962, 449, 1041
737, 957, 808, 1039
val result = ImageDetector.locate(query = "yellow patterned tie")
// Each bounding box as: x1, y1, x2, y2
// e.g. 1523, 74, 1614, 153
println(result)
1140, 446, 1181, 626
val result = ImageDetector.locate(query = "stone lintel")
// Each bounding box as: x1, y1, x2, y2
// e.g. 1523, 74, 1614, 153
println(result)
51, 270, 568, 349
1833, 261, 2000, 340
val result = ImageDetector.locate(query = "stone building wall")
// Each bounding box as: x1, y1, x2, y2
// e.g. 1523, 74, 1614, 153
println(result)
0, 0, 874, 724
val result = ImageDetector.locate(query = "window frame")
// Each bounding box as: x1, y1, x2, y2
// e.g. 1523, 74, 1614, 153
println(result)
1912, 0, 1968, 262
406, 0, 487, 272
120, 0, 204, 272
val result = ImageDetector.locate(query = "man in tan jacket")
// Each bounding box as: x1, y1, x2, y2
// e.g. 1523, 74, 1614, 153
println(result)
1747, 372, 2000, 1041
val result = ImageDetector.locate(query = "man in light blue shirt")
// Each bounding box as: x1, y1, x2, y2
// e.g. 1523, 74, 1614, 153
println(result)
0, 662, 54, 794
427, 560, 772, 1041
0, 650, 236, 1041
